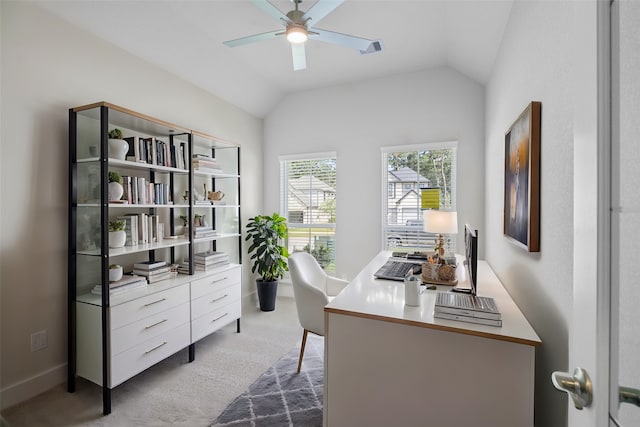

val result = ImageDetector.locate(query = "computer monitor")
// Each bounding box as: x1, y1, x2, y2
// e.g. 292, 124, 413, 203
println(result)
464, 224, 478, 296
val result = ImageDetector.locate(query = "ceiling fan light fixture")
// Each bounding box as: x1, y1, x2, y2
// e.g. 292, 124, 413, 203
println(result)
286, 25, 308, 44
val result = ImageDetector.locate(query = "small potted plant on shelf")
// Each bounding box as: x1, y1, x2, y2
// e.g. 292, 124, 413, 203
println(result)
245, 213, 289, 311
108, 171, 124, 202
108, 128, 129, 160
108, 219, 126, 248
109, 264, 123, 282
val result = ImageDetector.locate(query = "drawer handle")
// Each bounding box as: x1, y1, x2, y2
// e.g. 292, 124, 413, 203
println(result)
144, 341, 167, 354
210, 294, 229, 303
212, 313, 229, 323
144, 319, 168, 329
144, 297, 167, 307
210, 277, 228, 284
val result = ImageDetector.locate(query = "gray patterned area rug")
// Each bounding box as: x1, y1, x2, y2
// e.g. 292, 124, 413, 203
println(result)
212, 334, 324, 427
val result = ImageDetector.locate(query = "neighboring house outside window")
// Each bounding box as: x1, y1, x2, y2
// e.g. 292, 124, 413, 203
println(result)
280, 153, 337, 272
381, 142, 457, 253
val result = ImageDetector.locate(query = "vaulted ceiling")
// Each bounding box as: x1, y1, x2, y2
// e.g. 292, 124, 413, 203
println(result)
38, 0, 512, 117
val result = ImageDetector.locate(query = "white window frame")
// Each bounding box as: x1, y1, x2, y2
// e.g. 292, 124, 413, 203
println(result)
380, 141, 457, 252
279, 151, 337, 272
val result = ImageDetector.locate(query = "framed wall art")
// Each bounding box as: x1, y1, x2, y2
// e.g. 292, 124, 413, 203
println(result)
504, 101, 541, 252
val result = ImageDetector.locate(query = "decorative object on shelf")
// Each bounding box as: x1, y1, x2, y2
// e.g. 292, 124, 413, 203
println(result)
108, 220, 126, 248
423, 210, 458, 261
245, 213, 289, 311
504, 101, 541, 252
108, 171, 124, 202
208, 190, 225, 201
108, 128, 129, 160
108, 264, 123, 282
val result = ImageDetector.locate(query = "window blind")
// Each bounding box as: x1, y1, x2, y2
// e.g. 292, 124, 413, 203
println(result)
381, 142, 457, 253
280, 152, 337, 272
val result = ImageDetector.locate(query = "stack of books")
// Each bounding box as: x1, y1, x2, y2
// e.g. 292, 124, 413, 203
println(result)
178, 251, 230, 273
132, 260, 171, 284
433, 291, 502, 327
91, 275, 147, 296
194, 251, 229, 270
192, 154, 223, 174
193, 226, 216, 239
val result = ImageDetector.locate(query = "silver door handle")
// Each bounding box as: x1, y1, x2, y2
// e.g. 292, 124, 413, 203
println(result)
551, 367, 593, 410
619, 385, 640, 408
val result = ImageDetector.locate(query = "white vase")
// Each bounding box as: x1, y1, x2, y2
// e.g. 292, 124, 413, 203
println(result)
109, 230, 126, 248
108, 138, 129, 160
108, 182, 124, 201
109, 265, 123, 282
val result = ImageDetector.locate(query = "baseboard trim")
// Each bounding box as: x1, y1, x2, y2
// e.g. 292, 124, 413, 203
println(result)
0, 363, 66, 411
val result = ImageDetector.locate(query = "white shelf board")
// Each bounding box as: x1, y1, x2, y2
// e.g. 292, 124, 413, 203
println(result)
77, 237, 190, 257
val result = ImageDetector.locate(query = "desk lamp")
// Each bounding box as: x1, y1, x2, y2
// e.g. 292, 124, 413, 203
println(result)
423, 210, 458, 261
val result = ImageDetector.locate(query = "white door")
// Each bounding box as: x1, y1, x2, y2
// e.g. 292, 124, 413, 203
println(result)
562, 1, 640, 426
609, 0, 640, 425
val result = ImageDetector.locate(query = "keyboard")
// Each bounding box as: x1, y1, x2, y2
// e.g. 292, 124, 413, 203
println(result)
374, 259, 421, 281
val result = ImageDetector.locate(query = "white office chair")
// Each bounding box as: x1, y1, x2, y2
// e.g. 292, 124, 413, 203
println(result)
288, 251, 348, 373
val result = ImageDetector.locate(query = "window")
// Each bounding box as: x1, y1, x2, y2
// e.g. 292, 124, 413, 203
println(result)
280, 152, 337, 272
381, 142, 457, 252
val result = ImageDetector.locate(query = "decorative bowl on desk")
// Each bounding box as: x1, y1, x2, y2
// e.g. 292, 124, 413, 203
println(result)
422, 263, 457, 285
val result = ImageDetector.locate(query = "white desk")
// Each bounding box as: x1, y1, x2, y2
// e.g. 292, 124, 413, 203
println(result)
323, 252, 541, 427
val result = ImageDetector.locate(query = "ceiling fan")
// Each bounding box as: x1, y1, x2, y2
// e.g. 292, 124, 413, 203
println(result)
223, 0, 383, 71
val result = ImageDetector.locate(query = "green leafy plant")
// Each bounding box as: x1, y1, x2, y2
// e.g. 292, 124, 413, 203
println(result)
109, 264, 121, 270
245, 213, 289, 282
108, 128, 123, 139
108, 171, 122, 184
303, 244, 331, 268
108, 220, 125, 232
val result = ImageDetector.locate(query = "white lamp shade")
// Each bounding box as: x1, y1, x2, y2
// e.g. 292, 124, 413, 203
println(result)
423, 210, 458, 234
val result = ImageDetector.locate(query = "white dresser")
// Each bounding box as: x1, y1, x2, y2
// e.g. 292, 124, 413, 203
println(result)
76, 266, 241, 389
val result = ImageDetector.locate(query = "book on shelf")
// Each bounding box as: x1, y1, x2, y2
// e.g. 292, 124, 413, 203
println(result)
193, 226, 217, 239
132, 266, 171, 276
433, 311, 502, 327
193, 250, 228, 260
144, 272, 172, 283
91, 276, 147, 296
133, 260, 167, 270
118, 215, 139, 246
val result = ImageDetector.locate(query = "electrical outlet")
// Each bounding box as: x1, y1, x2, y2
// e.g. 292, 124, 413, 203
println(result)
30, 330, 47, 352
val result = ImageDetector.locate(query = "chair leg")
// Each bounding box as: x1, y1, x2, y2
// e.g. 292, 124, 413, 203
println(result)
297, 329, 308, 373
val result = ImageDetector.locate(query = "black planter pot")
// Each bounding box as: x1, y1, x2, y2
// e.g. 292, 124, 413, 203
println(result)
257, 280, 278, 311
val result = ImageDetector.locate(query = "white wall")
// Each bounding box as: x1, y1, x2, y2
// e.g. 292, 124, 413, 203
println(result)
264, 67, 485, 280
485, 2, 598, 426
0, 1, 263, 409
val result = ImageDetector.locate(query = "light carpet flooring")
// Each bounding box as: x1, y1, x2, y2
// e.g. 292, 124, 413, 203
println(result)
1, 297, 303, 427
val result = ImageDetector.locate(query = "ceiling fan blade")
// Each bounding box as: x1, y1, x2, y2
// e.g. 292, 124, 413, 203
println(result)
223, 30, 283, 48
292, 43, 307, 71
250, 0, 291, 24
311, 28, 383, 54
302, 0, 344, 27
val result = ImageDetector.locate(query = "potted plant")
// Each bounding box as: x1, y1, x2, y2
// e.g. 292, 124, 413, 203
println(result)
108, 171, 124, 202
245, 213, 289, 311
108, 219, 126, 248
108, 128, 128, 160
109, 264, 123, 282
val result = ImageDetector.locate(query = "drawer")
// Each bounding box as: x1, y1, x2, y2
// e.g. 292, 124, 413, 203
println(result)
191, 301, 241, 343
110, 322, 190, 388
191, 267, 241, 301
111, 302, 189, 357
110, 284, 189, 330
191, 283, 241, 320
